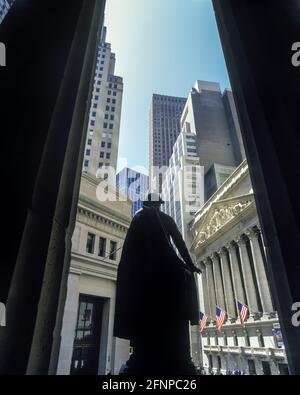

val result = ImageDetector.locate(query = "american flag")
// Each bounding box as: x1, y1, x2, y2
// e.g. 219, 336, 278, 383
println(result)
237, 300, 248, 326
216, 307, 226, 331
199, 311, 208, 332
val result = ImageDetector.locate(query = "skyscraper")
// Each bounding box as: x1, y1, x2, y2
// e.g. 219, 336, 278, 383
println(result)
180, 80, 245, 200
149, 94, 186, 190
83, 27, 123, 177
116, 167, 149, 217
161, 132, 204, 241
181, 80, 244, 172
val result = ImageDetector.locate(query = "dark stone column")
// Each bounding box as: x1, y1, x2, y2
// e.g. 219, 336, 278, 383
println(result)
0, 0, 105, 374
213, 0, 300, 374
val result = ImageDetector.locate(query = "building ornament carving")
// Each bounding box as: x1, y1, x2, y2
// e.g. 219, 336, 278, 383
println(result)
195, 199, 253, 247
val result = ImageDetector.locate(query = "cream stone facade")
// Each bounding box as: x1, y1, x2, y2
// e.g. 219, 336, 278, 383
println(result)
57, 173, 132, 375
189, 160, 289, 375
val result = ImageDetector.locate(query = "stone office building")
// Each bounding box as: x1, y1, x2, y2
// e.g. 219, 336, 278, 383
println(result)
56, 173, 132, 375
189, 160, 289, 375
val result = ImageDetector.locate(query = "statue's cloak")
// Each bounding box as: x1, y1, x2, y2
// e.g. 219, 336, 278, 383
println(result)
113, 206, 199, 340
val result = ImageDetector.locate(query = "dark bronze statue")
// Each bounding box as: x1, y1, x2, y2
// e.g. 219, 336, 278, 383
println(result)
113, 193, 201, 375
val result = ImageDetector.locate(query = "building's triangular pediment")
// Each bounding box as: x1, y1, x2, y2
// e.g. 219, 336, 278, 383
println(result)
193, 193, 255, 248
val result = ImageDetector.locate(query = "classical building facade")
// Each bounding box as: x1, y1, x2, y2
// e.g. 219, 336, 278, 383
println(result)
57, 173, 132, 375
189, 160, 289, 375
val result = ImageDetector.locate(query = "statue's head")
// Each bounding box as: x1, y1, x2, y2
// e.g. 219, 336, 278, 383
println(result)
143, 192, 164, 208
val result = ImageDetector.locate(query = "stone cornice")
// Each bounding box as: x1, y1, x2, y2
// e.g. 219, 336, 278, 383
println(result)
71, 252, 118, 281
77, 200, 130, 232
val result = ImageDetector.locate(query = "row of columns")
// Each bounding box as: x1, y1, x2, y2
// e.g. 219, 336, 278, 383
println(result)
199, 226, 274, 320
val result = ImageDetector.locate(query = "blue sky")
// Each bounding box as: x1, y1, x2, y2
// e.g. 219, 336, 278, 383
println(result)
105, 0, 231, 174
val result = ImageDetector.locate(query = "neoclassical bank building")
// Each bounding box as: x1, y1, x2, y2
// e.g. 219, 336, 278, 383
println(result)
189, 160, 289, 375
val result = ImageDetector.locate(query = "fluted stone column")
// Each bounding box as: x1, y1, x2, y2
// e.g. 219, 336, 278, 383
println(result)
219, 248, 236, 318
199, 261, 211, 317
237, 235, 260, 313
211, 253, 226, 311
247, 228, 274, 313
227, 242, 246, 307
206, 258, 217, 319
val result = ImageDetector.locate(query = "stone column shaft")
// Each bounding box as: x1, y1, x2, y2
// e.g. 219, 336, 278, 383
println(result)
247, 228, 274, 313
200, 262, 211, 317
206, 259, 217, 319
227, 242, 246, 306
237, 236, 259, 313
211, 254, 226, 311
219, 248, 236, 318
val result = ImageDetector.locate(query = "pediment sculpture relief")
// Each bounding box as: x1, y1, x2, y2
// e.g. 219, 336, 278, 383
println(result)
196, 199, 252, 245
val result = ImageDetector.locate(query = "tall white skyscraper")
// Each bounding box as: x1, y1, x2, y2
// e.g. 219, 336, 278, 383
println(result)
83, 27, 123, 177
162, 132, 204, 242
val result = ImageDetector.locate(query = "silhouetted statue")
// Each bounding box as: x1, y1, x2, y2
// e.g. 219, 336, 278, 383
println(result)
114, 193, 201, 375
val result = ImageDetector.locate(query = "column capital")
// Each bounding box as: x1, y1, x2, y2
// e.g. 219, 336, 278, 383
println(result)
210, 252, 219, 262
218, 247, 228, 257
226, 241, 236, 251
199, 261, 206, 270
236, 234, 248, 246
245, 227, 260, 240
204, 256, 212, 265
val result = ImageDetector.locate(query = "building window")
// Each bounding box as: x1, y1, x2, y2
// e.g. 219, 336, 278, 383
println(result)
104, 114, 109, 119
87, 139, 92, 146
106, 153, 111, 159
98, 237, 106, 257
90, 120, 95, 126
113, 91, 117, 96
100, 67, 103, 71
107, 98, 111, 103
112, 99, 116, 104
96, 88, 100, 93
114, 84, 117, 89
108, 90, 111, 95
99, 162, 103, 168
100, 152, 104, 158
109, 241, 117, 260
101, 141, 105, 148
84, 160, 89, 167
94, 95, 99, 100
111, 107, 115, 112
103, 122, 108, 128
85, 149, 91, 156
101, 61, 104, 65
92, 111, 96, 117
86, 233, 95, 254
109, 124, 113, 129
107, 142, 112, 149
109, 83, 112, 88
105, 106, 110, 111
110, 115, 114, 120
93, 103, 97, 109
